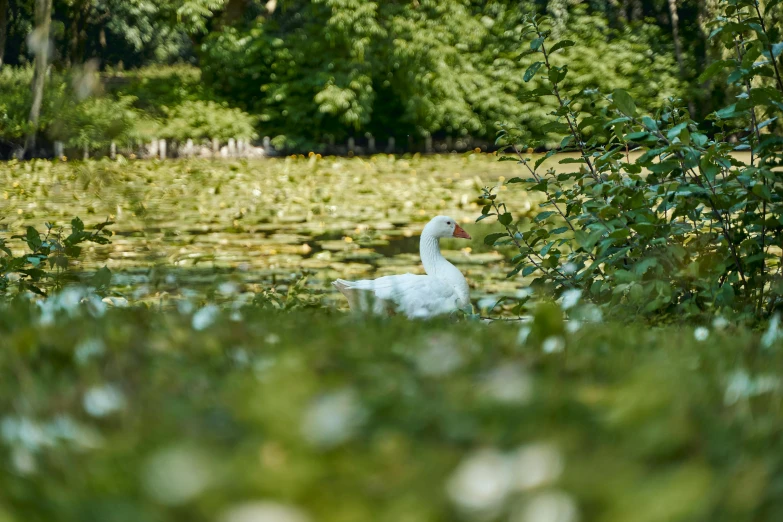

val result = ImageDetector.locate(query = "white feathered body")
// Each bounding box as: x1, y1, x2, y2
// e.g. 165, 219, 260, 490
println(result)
332, 216, 472, 319
333, 271, 470, 318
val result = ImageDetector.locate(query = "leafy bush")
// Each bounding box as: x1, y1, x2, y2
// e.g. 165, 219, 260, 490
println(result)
0, 67, 37, 145
104, 65, 212, 117
157, 100, 258, 141
0, 67, 142, 154
199, 2, 684, 148
48, 95, 143, 152
106, 66, 258, 142
483, 2, 783, 322
0, 217, 113, 297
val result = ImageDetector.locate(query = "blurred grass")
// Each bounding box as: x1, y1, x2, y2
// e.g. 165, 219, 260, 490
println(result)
1, 300, 782, 522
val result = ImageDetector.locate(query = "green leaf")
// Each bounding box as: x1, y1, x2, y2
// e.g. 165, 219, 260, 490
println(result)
26, 226, 42, 252
71, 217, 85, 233
540, 121, 570, 133
91, 266, 113, 290
540, 240, 556, 256
715, 103, 742, 119
624, 131, 650, 141
648, 160, 681, 174
524, 62, 543, 82
612, 89, 636, 116
691, 133, 708, 147
499, 213, 513, 226
752, 183, 773, 201
548, 65, 567, 84
698, 60, 734, 83
667, 122, 688, 141
522, 265, 537, 277
642, 116, 658, 130
574, 229, 602, 252
534, 211, 556, 222
548, 40, 575, 53
530, 37, 544, 51
484, 233, 507, 246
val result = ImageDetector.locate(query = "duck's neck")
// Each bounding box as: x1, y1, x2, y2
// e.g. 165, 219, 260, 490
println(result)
420, 233, 454, 277
420, 231, 470, 306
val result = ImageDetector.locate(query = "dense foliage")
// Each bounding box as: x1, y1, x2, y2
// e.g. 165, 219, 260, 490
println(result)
484, 1, 783, 322
1, 297, 782, 521
0, 0, 764, 151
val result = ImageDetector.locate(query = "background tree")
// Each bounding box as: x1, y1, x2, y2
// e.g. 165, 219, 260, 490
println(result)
23, 0, 52, 157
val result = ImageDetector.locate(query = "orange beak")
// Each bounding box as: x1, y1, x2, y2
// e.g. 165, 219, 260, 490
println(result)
453, 224, 471, 239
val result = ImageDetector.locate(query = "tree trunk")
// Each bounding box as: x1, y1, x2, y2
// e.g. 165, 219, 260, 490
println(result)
23, 0, 53, 158
667, 0, 685, 74
667, 0, 694, 116
0, 0, 8, 69
630, 0, 643, 21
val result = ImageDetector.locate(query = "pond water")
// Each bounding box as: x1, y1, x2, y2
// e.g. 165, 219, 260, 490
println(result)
1, 153, 572, 308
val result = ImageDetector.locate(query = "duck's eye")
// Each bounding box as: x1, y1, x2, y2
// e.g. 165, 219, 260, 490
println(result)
446, 221, 451, 225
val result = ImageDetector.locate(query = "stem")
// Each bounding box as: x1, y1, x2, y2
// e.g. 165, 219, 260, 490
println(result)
536, 25, 601, 182
510, 144, 577, 234
733, 8, 770, 310
752, 1, 783, 95
490, 197, 570, 282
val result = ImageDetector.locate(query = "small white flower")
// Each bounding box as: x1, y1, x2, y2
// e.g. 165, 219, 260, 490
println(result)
517, 326, 532, 346
513, 491, 579, 522
478, 297, 498, 311
761, 314, 780, 349
447, 449, 513, 513
143, 447, 214, 505
83, 384, 125, 417
515, 287, 534, 299
712, 316, 729, 330
74, 337, 105, 365
562, 262, 577, 275
218, 281, 240, 297
542, 336, 565, 354
581, 304, 603, 323
481, 364, 533, 404
132, 285, 151, 300
694, 326, 709, 342
565, 320, 582, 334
178, 299, 195, 315
301, 389, 365, 448
559, 289, 582, 311
511, 443, 564, 491
192, 305, 219, 331
415, 335, 463, 376
101, 296, 129, 307
220, 502, 311, 522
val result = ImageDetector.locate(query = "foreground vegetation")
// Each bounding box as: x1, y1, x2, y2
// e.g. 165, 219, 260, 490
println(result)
1, 298, 782, 522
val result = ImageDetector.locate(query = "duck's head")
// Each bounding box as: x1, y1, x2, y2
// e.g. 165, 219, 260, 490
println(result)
424, 216, 471, 240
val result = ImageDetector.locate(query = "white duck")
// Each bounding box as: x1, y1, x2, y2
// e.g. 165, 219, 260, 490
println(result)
333, 216, 472, 318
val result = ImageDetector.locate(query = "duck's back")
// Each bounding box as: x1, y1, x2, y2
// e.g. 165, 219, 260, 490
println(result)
333, 273, 465, 318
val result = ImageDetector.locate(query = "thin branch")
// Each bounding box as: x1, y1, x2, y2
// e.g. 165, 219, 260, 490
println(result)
752, 0, 783, 95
